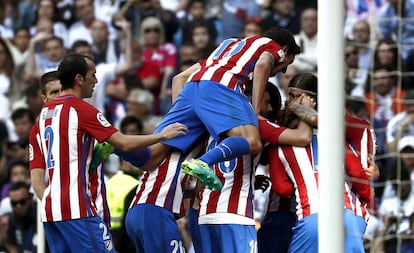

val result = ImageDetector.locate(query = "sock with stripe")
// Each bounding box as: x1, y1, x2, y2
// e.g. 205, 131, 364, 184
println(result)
199, 136, 250, 166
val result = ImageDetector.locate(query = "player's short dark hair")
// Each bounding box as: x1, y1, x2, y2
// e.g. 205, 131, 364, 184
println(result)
58, 54, 90, 90
263, 27, 301, 56
40, 71, 60, 95
288, 73, 318, 96
244, 80, 281, 117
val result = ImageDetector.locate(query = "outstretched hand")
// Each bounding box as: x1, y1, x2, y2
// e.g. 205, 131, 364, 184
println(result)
161, 122, 188, 140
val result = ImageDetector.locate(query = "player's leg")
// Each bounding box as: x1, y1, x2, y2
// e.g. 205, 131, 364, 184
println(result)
344, 209, 365, 253
181, 81, 260, 190
46, 216, 116, 253
43, 222, 71, 252
187, 206, 203, 253
199, 224, 257, 253
288, 213, 318, 253
125, 204, 186, 253
257, 211, 297, 253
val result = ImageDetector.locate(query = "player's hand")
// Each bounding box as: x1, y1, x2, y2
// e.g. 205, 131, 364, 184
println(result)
160, 122, 188, 140
254, 175, 270, 192
364, 157, 380, 180
300, 94, 316, 109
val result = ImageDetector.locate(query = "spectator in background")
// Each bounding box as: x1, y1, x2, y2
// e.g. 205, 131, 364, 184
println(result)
376, 165, 414, 239
0, 121, 9, 181
386, 90, 414, 155
24, 83, 43, 119
0, 161, 31, 215
242, 18, 263, 38
6, 182, 45, 253
179, 0, 217, 46
93, 0, 123, 31
276, 65, 300, 107
219, 0, 262, 41
11, 108, 34, 144
114, 0, 180, 43
177, 42, 200, 63
292, 7, 318, 73
0, 38, 16, 104
126, 88, 162, 134
55, 0, 77, 29
346, 43, 369, 97
373, 39, 400, 70
351, 19, 374, 71
0, 0, 20, 39
159, 0, 189, 19
71, 18, 133, 115
90, 19, 121, 65
5, 27, 30, 68
139, 16, 177, 115
365, 65, 406, 128
31, 0, 68, 48
190, 20, 217, 60
344, 0, 384, 42
262, 0, 301, 35
378, 0, 414, 66
23, 34, 67, 86
68, 0, 99, 47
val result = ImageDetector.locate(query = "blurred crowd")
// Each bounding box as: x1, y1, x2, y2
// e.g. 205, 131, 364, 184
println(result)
1, 0, 414, 252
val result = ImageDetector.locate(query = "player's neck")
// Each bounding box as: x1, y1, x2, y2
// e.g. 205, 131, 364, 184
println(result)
60, 89, 80, 98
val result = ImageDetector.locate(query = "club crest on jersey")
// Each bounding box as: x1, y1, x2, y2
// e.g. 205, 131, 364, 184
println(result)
97, 113, 111, 127
29, 144, 34, 161
277, 49, 286, 63
218, 159, 237, 174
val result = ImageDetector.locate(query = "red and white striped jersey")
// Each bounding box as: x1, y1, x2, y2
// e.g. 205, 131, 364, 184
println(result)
189, 36, 284, 93
258, 119, 295, 197
277, 133, 320, 220
130, 144, 204, 216
29, 95, 117, 222
198, 137, 257, 225
344, 115, 376, 222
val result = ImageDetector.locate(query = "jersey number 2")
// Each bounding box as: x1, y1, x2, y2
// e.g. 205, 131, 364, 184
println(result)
44, 126, 55, 169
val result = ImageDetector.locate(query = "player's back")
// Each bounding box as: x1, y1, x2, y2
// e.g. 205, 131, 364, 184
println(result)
189, 36, 283, 93
36, 94, 117, 222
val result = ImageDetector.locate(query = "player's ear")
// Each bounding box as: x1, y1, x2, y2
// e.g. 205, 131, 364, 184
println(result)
41, 94, 47, 103
75, 74, 84, 84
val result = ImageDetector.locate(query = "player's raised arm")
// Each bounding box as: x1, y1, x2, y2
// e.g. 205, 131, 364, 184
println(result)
252, 52, 275, 114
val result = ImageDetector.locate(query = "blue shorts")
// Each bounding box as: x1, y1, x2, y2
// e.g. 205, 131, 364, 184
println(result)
199, 223, 257, 253
187, 207, 203, 253
355, 215, 367, 238
125, 204, 185, 253
43, 216, 115, 253
344, 209, 365, 253
257, 211, 297, 253
288, 213, 318, 253
288, 211, 365, 253
154, 81, 258, 153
